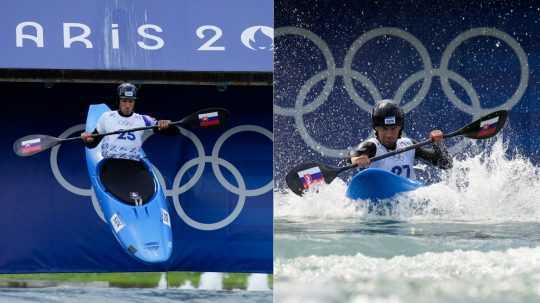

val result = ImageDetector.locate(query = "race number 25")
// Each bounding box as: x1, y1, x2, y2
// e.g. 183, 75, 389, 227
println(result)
118, 131, 135, 141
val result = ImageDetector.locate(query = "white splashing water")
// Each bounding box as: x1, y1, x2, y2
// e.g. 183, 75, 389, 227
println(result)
276, 137, 540, 223
246, 274, 270, 291
275, 247, 540, 303
156, 272, 167, 289
396, 139, 540, 222
275, 179, 366, 220
198, 272, 224, 290
178, 280, 195, 290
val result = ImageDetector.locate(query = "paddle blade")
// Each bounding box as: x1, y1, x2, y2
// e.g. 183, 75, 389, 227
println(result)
285, 162, 338, 196
458, 110, 508, 139
13, 135, 61, 157
180, 108, 230, 129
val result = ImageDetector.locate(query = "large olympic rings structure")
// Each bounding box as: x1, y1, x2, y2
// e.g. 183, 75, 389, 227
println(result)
49, 124, 273, 231
274, 26, 529, 157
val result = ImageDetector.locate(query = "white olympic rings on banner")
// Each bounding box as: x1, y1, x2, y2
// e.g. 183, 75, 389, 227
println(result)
275, 26, 529, 157
49, 124, 273, 230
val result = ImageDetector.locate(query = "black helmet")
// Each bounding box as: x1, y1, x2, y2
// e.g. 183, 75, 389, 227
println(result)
118, 82, 138, 99
371, 99, 404, 128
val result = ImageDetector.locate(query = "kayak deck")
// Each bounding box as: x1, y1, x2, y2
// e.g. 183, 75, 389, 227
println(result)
346, 168, 423, 200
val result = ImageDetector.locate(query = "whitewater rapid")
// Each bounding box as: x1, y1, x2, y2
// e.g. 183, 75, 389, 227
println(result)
276, 137, 540, 223
275, 137, 540, 303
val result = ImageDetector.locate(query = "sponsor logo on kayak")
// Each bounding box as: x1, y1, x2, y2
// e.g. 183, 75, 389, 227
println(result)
198, 112, 220, 127
20, 138, 42, 154
384, 116, 396, 125
478, 116, 499, 137
297, 166, 324, 189
161, 208, 171, 227
110, 213, 125, 233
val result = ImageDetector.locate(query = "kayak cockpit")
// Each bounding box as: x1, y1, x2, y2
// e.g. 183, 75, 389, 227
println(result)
99, 158, 156, 206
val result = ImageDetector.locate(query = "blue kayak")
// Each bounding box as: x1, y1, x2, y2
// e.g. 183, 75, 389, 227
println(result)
85, 104, 173, 263
346, 168, 424, 201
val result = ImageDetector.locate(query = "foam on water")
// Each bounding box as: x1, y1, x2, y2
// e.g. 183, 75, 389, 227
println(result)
198, 272, 224, 290
0, 288, 272, 303
276, 136, 540, 223
178, 280, 196, 290
397, 138, 540, 222
247, 274, 271, 291
157, 272, 168, 289
275, 247, 540, 303
275, 179, 367, 220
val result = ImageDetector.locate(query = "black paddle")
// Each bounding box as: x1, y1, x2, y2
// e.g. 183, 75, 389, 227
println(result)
286, 110, 508, 196
13, 107, 230, 157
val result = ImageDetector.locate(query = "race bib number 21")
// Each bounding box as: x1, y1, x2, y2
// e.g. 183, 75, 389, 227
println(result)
391, 165, 411, 178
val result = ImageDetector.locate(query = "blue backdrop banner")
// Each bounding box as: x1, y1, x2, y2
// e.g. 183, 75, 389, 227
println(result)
0, 0, 273, 72
0, 83, 272, 273
274, 1, 539, 185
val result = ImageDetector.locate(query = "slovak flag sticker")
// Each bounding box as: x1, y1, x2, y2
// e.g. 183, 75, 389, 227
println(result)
20, 138, 42, 154
198, 112, 220, 127
297, 166, 324, 189
478, 116, 499, 137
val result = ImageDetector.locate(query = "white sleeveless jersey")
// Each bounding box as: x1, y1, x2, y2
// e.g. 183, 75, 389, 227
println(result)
95, 111, 156, 160
367, 137, 416, 180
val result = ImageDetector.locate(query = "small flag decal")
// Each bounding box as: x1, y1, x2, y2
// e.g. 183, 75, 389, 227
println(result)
20, 138, 42, 154
297, 166, 324, 189
478, 116, 499, 137
198, 112, 220, 127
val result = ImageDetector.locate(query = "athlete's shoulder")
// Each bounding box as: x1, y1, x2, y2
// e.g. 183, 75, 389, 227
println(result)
95, 111, 117, 132
97, 110, 117, 122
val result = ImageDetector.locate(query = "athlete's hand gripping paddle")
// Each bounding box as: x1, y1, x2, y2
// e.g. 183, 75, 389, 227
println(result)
285, 110, 508, 196
13, 107, 230, 157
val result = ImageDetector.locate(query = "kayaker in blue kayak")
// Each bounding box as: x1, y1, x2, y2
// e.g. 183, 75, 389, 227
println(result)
350, 100, 452, 180
80, 82, 179, 158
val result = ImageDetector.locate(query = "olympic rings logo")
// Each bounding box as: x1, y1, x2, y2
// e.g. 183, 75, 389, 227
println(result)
49, 124, 273, 231
274, 26, 529, 157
